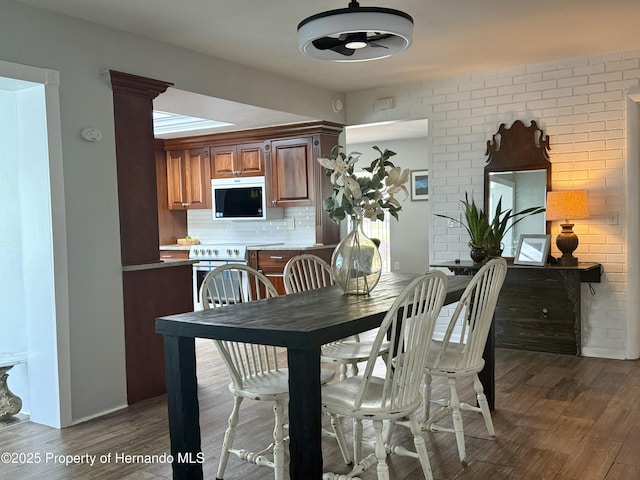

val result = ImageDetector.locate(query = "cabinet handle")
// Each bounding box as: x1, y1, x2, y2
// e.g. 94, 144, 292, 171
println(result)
269, 256, 284, 260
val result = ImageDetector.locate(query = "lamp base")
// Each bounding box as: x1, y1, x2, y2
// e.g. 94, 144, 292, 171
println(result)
557, 254, 578, 266
556, 223, 579, 267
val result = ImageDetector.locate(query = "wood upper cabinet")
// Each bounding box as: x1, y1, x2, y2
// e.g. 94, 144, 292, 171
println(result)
210, 142, 265, 178
166, 147, 211, 210
270, 137, 314, 207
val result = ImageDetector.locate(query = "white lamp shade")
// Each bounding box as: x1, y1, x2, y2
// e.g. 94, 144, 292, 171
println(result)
546, 190, 590, 222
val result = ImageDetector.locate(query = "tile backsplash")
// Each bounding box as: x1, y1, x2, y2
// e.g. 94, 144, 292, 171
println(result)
187, 207, 317, 245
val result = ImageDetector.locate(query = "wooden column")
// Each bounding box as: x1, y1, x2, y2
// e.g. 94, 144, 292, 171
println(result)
109, 70, 173, 265
110, 71, 196, 404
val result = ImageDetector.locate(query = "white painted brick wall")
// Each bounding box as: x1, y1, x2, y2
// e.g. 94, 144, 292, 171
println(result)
346, 48, 640, 359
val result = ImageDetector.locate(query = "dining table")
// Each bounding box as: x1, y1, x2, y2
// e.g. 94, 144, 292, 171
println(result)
155, 272, 476, 480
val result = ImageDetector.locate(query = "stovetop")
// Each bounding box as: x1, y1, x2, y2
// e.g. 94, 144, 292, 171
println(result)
189, 243, 284, 261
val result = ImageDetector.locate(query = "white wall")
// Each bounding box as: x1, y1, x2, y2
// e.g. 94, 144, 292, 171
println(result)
346, 138, 431, 274
0, 0, 344, 424
346, 51, 638, 359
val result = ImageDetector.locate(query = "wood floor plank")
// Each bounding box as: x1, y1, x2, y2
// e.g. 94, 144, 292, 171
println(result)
1, 346, 640, 480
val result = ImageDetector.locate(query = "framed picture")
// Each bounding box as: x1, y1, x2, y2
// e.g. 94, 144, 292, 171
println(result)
514, 234, 551, 266
410, 169, 429, 201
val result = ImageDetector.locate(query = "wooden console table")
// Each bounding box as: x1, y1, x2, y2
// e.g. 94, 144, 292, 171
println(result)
432, 261, 602, 355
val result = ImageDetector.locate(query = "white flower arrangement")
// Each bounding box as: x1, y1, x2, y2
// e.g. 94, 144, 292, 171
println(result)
318, 145, 410, 223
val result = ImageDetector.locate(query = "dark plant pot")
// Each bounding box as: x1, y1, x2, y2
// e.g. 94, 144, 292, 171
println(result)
487, 246, 503, 258
470, 246, 488, 264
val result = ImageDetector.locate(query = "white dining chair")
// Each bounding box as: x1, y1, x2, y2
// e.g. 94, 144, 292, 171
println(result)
200, 263, 335, 480
322, 270, 448, 480
283, 254, 390, 381
422, 257, 508, 466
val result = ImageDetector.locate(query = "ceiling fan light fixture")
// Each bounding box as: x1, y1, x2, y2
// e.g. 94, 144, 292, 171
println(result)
297, 1, 413, 62
345, 40, 367, 50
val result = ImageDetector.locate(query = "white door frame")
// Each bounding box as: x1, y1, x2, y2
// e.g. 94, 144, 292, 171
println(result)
0, 59, 71, 427
626, 90, 640, 359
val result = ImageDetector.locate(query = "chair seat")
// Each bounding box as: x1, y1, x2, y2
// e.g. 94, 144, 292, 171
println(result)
425, 343, 485, 377
322, 376, 421, 419
231, 367, 335, 400
321, 340, 390, 364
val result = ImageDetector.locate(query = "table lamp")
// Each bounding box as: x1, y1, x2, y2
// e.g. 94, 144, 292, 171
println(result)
546, 190, 590, 266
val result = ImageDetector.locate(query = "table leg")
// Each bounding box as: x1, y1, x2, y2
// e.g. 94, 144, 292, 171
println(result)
163, 335, 203, 480
479, 320, 495, 411
287, 346, 323, 480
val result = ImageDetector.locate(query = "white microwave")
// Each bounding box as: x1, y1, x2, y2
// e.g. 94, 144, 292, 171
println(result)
211, 177, 283, 220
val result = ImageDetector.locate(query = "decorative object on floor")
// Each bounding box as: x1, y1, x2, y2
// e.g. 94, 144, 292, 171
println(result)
486, 196, 545, 257
318, 145, 409, 295
410, 169, 429, 201
0, 353, 26, 421
435, 192, 490, 264
513, 234, 551, 266
546, 190, 590, 266
298, 1, 413, 62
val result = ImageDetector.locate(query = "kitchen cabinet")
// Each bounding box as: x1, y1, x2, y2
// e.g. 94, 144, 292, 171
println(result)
270, 137, 314, 207
166, 147, 211, 210
210, 142, 265, 178
249, 246, 335, 295
162, 121, 344, 244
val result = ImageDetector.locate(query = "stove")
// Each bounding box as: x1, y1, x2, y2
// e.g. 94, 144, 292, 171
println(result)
190, 243, 251, 310
190, 243, 282, 310
189, 243, 250, 262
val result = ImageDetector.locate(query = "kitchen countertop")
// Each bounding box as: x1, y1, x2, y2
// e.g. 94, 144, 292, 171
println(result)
159, 244, 192, 251
247, 244, 337, 251
122, 259, 197, 272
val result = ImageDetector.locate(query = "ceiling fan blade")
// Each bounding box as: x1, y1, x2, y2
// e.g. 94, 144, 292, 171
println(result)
312, 36, 346, 50
331, 45, 356, 56
367, 41, 389, 49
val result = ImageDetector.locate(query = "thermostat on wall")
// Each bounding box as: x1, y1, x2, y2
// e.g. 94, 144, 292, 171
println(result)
81, 127, 102, 142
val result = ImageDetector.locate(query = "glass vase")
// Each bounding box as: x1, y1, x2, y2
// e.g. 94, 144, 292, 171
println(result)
331, 216, 382, 295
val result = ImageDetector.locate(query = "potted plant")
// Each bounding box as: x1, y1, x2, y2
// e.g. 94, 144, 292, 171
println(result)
486, 197, 545, 257
435, 192, 490, 263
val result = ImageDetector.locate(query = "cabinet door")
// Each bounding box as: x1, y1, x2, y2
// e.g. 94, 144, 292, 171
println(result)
185, 148, 210, 209
210, 145, 237, 178
271, 137, 313, 206
166, 150, 187, 210
237, 142, 265, 176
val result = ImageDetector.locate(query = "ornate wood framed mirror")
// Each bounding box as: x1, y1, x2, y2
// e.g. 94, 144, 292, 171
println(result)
484, 120, 551, 256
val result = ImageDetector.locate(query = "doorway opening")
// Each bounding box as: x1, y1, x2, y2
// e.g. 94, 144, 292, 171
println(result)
0, 60, 70, 428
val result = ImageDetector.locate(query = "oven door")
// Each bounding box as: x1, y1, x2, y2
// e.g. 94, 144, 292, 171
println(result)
192, 260, 248, 310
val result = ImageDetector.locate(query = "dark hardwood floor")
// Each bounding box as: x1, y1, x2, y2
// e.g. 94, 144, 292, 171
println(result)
2, 340, 640, 479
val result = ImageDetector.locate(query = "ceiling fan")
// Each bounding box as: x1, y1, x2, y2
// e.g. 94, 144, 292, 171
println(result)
297, 1, 413, 62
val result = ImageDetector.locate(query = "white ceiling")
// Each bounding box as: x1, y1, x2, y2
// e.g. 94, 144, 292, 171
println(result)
17, 0, 640, 138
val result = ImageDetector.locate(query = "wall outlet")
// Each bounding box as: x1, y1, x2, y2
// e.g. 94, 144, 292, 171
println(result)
607, 212, 619, 225
448, 219, 455, 228
394, 261, 400, 271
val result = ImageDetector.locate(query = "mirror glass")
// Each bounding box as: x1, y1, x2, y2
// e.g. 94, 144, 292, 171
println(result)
488, 169, 547, 256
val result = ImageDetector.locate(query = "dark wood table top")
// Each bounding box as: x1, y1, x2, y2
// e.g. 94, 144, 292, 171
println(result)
156, 273, 471, 348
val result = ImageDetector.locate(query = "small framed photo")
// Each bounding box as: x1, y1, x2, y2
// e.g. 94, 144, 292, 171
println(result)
514, 234, 551, 266
410, 169, 429, 201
